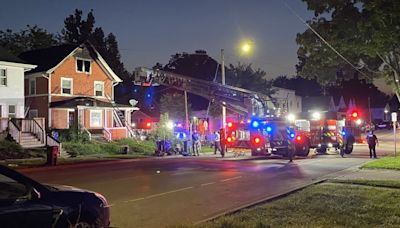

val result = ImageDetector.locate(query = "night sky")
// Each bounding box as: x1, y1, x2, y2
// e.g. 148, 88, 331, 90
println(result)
1, 1, 313, 78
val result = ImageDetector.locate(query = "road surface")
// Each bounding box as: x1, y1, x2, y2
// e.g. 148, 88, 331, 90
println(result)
23, 130, 395, 228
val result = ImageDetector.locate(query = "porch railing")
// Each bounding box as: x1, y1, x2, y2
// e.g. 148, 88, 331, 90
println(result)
82, 127, 92, 141
8, 119, 21, 143
103, 128, 112, 141
10, 118, 46, 145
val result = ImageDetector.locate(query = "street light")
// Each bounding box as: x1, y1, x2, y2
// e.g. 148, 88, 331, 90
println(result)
239, 39, 254, 56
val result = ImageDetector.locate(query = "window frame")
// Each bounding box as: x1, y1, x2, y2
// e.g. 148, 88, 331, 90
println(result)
61, 77, 73, 95
76, 57, 92, 74
8, 105, 16, 118
90, 110, 103, 128
94, 81, 105, 97
0, 68, 7, 86
29, 78, 36, 95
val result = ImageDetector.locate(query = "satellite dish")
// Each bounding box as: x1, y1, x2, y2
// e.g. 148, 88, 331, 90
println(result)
129, 99, 138, 107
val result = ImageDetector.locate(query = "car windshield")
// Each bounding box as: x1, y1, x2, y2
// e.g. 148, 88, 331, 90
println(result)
0, 173, 29, 200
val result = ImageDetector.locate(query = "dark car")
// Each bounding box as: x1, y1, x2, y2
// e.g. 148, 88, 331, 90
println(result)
0, 165, 109, 228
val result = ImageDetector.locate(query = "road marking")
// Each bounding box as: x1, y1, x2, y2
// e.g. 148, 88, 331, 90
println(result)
125, 197, 145, 203
201, 182, 216, 186
146, 186, 194, 199
124, 186, 194, 203
220, 176, 242, 182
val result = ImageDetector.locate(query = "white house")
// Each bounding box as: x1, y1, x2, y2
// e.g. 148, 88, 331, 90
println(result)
271, 86, 302, 114
0, 47, 36, 130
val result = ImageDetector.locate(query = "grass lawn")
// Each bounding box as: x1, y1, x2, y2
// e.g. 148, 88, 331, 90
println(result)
180, 181, 400, 228
362, 156, 400, 170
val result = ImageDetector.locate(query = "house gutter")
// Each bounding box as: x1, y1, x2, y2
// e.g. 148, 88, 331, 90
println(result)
112, 81, 120, 101
42, 73, 51, 129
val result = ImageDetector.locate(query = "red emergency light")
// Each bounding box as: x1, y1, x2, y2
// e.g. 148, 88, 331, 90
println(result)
296, 135, 302, 142
227, 122, 234, 128
145, 122, 152, 128
253, 137, 261, 144
351, 111, 358, 119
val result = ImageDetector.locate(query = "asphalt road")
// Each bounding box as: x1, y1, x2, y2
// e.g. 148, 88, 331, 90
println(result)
23, 130, 395, 228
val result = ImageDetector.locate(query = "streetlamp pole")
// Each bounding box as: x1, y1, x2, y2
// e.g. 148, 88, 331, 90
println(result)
221, 49, 226, 130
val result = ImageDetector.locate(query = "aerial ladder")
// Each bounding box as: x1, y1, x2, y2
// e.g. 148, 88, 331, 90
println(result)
133, 67, 276, 117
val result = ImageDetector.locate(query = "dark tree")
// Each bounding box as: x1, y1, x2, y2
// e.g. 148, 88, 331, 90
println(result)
297, 0, 400, 100
273, 75, 323, 97
0, 25, 59, 55
61, 9, 95, 44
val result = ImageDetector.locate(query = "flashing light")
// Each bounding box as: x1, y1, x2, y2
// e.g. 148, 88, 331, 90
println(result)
341, 130, 346, 136
287, 113, 296, 122
146, 93, 151, 98
266, 126, 272, 132
251, 120, 260, 128
145, 122, 152, 128
227, 137, 232, 143
355, 119, 362, 125
253, 137, 261, 144
166, 121, 174, 129
290, 133, 295, 139
351, 111, 358, 119
177, 123, 183, 128
227, 122, 233, 128
176, 132, 187, 139
296, 135, 302, 142
312, 112, 321, 120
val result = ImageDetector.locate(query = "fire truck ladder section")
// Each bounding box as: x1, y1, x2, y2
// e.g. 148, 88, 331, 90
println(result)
134, 67, 276, 117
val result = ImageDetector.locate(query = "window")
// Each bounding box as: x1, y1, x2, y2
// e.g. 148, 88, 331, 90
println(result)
90, 110, 102, 128
29, 79, 36, 95
0, 173, 29, 201
94, 81, 104, 97
61, 78, 73, 95
76, 58, 91, 73
0, 69, 6, 86
8, 105, 16, 118
28, 109, 38, 118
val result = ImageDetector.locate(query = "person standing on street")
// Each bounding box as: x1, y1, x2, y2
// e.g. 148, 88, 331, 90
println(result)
192, 131, 200, 156
366, 130, 378, 158
219, 128, 226, 158
214, 131, 221, 154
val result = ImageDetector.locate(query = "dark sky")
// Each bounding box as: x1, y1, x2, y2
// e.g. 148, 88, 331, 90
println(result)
0, 0, 314, 78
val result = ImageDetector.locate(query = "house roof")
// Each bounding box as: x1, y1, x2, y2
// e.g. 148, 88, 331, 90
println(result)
18, 42, 122, 82
18, 44, 78, 73
0, 46, 27, 64
50, 97, 135, 109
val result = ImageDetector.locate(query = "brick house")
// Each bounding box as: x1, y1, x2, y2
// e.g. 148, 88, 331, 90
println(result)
19, 42, 138, 140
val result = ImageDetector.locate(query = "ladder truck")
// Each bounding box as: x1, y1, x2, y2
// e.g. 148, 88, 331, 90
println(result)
133, 67, 309, 159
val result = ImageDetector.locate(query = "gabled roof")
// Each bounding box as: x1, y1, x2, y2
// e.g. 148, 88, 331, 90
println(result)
50, 96, 136, 109
18, 44, 77, 73
18, 42, 122, 82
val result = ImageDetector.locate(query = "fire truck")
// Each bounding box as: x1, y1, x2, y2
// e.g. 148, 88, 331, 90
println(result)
224, 118, 310, 159
133, 67, 310, 160
293, 111, 362, 154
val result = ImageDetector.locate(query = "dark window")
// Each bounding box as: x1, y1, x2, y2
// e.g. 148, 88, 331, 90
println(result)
8, 105, 16, 118
76, 59, 83, 72
0, 69, 6, 86
76, 59, 91, 73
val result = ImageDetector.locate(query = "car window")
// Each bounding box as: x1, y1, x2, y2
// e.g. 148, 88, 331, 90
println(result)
0, 173, 30, 201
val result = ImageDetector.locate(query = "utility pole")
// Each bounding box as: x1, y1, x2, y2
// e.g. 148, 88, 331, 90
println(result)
184, 90, 189, 131
221, 49, 226, 130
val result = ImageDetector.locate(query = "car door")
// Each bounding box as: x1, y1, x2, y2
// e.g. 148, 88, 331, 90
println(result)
0, 172, 55, 228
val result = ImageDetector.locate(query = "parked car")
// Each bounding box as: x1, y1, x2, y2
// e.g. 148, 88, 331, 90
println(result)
375, 121, 390, 129
0, 165, 110, 227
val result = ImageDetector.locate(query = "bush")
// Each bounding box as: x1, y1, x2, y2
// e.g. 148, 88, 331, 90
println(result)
99, 143, 120, 154
57, 125, 90, 143
62, 142, 101, 157
0, 139, 26, 159
115, 139, 155, 155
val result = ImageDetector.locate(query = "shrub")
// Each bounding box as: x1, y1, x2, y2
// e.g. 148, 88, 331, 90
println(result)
115, 139, 155, 155
0, 139, 26, 159
62, 142, 101, 157
99, 143, 120, 154
57, 125, 90, 143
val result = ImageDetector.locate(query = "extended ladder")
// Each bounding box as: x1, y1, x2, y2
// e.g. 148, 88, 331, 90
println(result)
133, 67, 276, 117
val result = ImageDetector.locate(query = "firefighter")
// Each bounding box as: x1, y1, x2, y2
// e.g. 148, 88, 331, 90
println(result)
366, 130, 378, 158
219, 128, 226, 158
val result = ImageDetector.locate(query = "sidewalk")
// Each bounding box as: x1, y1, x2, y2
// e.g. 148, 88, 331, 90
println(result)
334, 167, 400, 181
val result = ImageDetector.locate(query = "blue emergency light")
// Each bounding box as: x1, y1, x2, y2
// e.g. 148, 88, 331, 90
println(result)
251, 120, 260, 128
266, 126, 272, 132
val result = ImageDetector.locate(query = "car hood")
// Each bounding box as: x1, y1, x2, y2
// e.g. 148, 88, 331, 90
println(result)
45, 184, 93, 193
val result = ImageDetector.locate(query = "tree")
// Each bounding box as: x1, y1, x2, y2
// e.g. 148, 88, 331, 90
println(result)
160, 93, 191, 120
0, 25, 59, 55
151, 113, 174, 141
297, 0, 400, 100
226, 63, 275, 96
61, 9, 95, 44
273, 75, 323, 97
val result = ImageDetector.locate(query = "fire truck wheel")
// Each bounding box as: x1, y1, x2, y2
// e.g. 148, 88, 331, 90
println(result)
295, 144, 310, 157
344, 144, 353, 154
316, 147, 327, 154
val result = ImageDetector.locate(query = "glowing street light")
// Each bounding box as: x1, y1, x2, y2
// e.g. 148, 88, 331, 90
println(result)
287, 113, 296, 122
166, 121, 174, 129
312, 111, 321, 120
239, 39, 254, 56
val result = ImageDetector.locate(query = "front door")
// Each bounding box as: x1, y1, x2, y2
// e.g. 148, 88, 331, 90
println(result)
68, 111, 75, 128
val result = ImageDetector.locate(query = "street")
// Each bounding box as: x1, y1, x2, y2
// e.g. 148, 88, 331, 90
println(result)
23, 131, 396, 228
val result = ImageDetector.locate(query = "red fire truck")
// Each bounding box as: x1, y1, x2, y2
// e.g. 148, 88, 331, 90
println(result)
293, 111, 362, 154
224, 118, 311, 160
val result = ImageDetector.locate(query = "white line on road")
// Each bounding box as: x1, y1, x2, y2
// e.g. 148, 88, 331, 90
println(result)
124, 186, 194, 203
220, 176, 242, 182
201, 182, 216, 186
